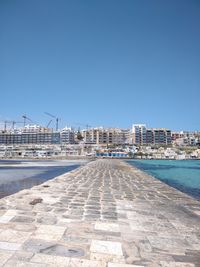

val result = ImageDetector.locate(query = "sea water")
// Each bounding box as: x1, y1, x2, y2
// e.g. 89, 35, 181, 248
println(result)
0, 160, 87, 198
128, 159, 200, 200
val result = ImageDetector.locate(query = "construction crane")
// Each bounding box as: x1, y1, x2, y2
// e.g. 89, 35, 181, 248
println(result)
0, 120, 23, 131
22, 115, 33, 126
44, 112, 60, 131
46, 119, 53, 128
11, 121, 24, 129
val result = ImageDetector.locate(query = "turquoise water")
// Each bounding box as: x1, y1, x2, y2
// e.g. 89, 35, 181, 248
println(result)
128, 160, 200, 200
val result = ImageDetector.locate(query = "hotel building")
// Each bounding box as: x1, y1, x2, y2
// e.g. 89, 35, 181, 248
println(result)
132, 124, 172, 145
81, 127, 131, 145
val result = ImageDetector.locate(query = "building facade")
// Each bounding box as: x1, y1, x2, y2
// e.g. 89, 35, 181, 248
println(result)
60, 127, 75, 144
132, 124, 172, 145
81, 127, 130, 145
0, 132, 60, 145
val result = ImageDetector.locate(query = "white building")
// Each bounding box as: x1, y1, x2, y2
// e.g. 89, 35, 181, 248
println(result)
60, 127, 75, 144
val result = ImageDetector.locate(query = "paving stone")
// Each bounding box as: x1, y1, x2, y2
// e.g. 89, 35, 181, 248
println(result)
33, 225, 66, 241
107, 263, 145, 267
1, 209, 17, 216
40, 244, 85, 257
159, 262, 195, 267
95, 222, 120, 232
0, 250, 13, 267
4, 260, 47, 267
11, 216, 35, 223
37, 215, 57, 225
0, 215, 14, 223
62, 235, 89, 244
0, 229, 31, 243
90, 252, 125, 264
90, 240, 123, 256
0, 241, 21, 251
10, 250, 34, 261
22, 238, 57, 253
69, 258, 106, 267
31, 253, 70, 266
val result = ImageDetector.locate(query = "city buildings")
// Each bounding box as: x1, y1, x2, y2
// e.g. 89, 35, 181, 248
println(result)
172, 131, 200, 146
0, 122, 199, 159
60, 127, 75, 144
132, 124, 172, 145
0, 123, 199, 148
0, 132, 60, 145
81, 127, 131, 145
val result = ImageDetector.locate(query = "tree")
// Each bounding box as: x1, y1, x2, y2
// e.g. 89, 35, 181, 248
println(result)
128, 152, 134, 158
77, 132, 83, 141
136, 151, 143, 159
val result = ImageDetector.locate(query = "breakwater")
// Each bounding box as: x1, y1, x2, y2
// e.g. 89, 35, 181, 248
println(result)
0, 159, 200, 266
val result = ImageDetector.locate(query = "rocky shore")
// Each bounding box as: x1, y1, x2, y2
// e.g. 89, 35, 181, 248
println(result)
0, 159, 200, 266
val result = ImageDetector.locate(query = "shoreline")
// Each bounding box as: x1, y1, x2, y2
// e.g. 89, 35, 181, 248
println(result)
0, 160, 88, 199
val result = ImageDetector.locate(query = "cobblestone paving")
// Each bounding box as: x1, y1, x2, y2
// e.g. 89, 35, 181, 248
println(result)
0, 159, 200, 266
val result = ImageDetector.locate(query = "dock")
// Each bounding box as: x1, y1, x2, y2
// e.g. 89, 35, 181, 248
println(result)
0, 159, 200, 266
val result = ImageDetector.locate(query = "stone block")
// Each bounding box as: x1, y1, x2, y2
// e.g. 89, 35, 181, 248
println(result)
0, 241, 21, 251
108, 263, 145, 267
90, 240, 123, 256
33, 225, 66, 241
69, 258, 106, 267
0, 251, 13, 267
159, 262, 195, 267
31, 253, 70, 266
95, 222, 120, 232
4, 260, 47, 267
0, 229, 31, 243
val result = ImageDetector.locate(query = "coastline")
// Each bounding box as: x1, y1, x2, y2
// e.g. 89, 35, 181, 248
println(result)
0, 159, 89, 199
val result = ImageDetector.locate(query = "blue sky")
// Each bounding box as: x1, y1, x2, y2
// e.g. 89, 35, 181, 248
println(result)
0, 0, 199, 131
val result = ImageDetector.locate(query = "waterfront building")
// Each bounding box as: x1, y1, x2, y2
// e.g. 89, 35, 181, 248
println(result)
0, 132, 60, 145
60, 127, 75, 144
172, 131, 199, 146
81, 127, 130, 145
132, 124, 172, 145
132, 124, 147, 144
172, 132, 184, 141
96, 151, 129, 158
153, 128, 172, 145
174, 136, 197, 146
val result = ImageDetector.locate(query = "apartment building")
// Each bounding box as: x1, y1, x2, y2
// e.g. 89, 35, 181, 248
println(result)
0, 132, 60, 145
154, 129, 172, 145
60, 127, 75, 144
132, 124, 172, 145
132, 124, 147, 144
81, 127, 130, 145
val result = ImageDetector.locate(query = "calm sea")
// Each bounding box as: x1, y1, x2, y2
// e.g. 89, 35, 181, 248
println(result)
0, 160, 86, 198
127, 160, 200, 200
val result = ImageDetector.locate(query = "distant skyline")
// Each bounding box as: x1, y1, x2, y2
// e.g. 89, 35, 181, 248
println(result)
0, 0, 199, 131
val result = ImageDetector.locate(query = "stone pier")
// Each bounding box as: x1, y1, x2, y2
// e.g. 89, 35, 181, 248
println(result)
0, 159, 200, 267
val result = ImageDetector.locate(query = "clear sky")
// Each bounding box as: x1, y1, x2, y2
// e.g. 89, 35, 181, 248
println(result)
0, 0, 199, 131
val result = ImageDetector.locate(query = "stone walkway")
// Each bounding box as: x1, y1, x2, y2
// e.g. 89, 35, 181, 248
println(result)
0, 159, 200, 267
